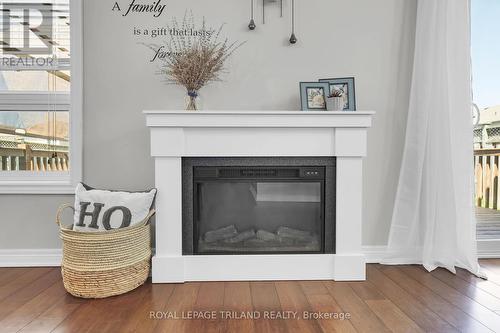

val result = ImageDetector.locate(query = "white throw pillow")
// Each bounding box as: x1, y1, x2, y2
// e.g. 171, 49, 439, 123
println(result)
73, 183, 156, 232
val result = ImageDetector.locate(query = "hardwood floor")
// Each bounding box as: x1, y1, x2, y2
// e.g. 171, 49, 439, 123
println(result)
0, 260, 500, 332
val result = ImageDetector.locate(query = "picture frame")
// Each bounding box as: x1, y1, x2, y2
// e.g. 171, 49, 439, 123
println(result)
299, 82, 330, 111
319, 77, 356, 111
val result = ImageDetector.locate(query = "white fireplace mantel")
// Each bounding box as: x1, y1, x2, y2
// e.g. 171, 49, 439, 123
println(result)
144, 110, 374, 283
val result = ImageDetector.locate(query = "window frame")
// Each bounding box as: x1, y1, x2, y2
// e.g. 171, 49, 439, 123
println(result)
0, 0, 82, 194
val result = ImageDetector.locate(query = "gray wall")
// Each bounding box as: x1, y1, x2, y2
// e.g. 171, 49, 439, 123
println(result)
0, 0, 416, 249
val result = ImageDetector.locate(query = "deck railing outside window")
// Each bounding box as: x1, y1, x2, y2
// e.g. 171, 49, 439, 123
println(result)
474, 111, 500, 239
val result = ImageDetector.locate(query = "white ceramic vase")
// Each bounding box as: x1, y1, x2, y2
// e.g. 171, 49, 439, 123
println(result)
326, 97, 344, 111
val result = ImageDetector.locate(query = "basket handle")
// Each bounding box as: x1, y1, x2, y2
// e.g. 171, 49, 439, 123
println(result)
56, 203, 75, 227
142, 209, 156, 225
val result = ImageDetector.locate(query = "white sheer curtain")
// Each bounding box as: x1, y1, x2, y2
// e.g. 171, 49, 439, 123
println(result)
383, 0, 484, 277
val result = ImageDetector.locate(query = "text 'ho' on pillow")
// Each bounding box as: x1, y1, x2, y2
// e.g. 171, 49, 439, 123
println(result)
73, 183, 157, 232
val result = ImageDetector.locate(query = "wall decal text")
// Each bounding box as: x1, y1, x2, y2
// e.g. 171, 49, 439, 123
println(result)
112, 0, 167, 18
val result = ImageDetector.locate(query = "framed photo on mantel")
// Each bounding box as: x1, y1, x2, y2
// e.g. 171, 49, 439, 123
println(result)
299, 82, 330, 111
319, 77, 356, 111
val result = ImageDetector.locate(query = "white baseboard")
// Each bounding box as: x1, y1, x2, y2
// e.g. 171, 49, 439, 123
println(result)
363, 241, 500, 263
362, 245, 388, 263
0, 249, 62, 267
0, 247, 387, 267
0, 243, 498, 268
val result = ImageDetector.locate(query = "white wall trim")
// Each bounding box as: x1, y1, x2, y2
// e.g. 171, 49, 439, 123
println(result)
362, 245, 389, 263
0, 246, 389, 267
1, 243, 498, 268
0, 249, 62, 267
362, 241, 500, 263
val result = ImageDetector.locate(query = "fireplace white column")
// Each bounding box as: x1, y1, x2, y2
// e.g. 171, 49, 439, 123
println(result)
145, 110, 374, 283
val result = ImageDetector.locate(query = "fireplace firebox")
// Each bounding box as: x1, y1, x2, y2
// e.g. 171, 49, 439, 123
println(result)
182, 157, 335, 255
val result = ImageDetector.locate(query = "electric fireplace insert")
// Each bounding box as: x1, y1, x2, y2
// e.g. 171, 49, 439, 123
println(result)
182, 157, 335, 255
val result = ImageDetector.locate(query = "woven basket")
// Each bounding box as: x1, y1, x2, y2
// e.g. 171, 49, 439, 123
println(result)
56, 203, 155, 298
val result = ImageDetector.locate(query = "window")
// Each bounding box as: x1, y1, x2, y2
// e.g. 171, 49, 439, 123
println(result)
471, 0, 500, 239
0, 0, 82, 193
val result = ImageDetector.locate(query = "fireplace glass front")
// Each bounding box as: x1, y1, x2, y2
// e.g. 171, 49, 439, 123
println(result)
182, 158, 336, 255
192, 165, 331, 254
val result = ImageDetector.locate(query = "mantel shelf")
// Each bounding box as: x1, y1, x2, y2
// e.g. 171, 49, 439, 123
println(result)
143, 110, 375, 115
144, 110, 375, 129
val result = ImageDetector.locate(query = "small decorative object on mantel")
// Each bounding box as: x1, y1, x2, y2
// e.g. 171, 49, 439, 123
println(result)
326, 89, 344, 111
300, 82, 329, 111
319, 77, 357, 111
146, 13, 244, 111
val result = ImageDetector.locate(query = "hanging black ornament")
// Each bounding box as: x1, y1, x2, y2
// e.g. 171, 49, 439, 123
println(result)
289, 0, 297, 44
248, 0, 256, 30
248, 19, 256, 30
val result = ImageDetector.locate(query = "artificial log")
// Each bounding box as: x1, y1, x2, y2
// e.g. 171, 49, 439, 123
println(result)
256, 229, 278, 241
225, 229, 256, 243
277, 226, 314, 242
204, 225, 238, 243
